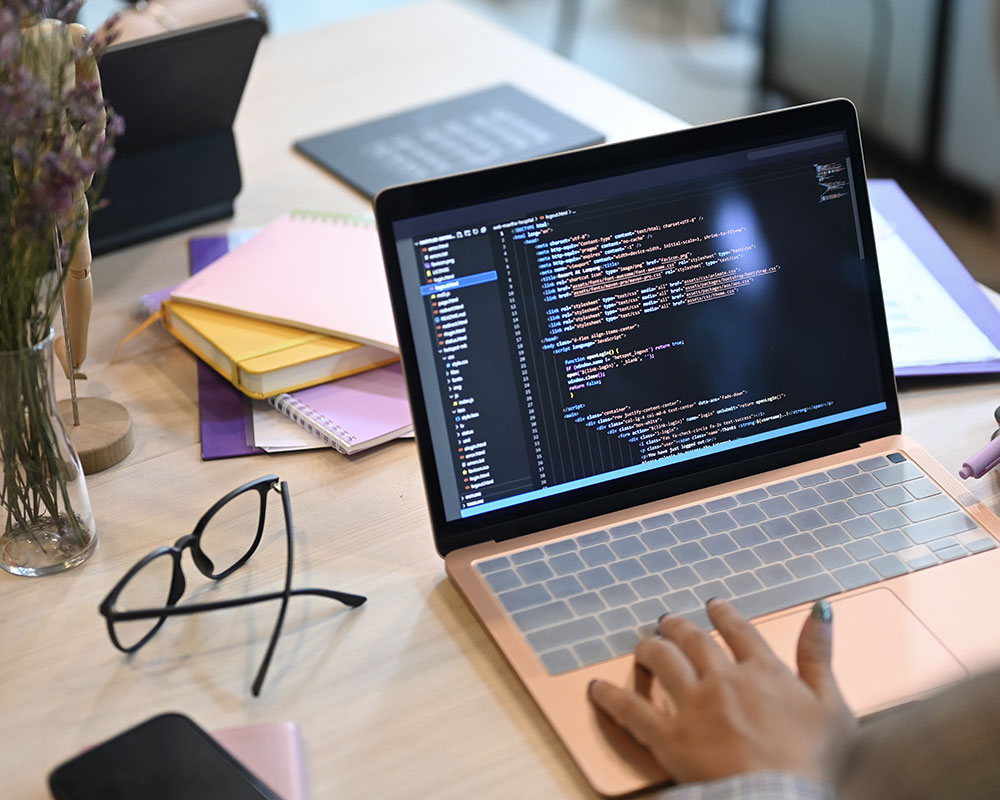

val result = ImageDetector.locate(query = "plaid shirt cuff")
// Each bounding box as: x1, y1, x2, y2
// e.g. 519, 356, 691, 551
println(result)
657, 772, 834, 800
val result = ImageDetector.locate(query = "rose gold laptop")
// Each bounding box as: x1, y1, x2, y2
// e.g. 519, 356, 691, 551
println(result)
374, 99, 1000, 796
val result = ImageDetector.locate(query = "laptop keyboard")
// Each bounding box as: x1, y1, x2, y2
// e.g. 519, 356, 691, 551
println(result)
475, 453, 997, 675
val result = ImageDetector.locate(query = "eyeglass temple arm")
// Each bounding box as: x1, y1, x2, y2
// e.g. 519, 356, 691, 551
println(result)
108, 587, 367, 621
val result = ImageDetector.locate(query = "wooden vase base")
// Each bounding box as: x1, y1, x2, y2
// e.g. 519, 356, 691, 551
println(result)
57, 397, 135, 474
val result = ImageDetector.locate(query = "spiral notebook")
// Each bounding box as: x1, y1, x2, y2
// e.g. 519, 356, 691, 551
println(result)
171, 211, 399, 351
267, 363, 412, 455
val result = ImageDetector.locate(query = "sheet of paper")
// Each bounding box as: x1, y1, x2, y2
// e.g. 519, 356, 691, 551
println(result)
874, 206, 1000, 367
250, 401, 326, 452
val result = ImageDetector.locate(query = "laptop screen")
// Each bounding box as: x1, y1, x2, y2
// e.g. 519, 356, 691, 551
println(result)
377, 101, 897, 550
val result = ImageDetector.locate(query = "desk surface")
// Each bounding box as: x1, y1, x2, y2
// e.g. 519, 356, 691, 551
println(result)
4, 2, 1000, 798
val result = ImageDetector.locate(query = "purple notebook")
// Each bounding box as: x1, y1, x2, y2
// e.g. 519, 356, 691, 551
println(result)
267, 363, 412, 456
869, 179, 1000, 377
189, 236, 264, 459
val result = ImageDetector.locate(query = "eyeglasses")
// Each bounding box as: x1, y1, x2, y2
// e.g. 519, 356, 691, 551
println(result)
99, 475, 366, 696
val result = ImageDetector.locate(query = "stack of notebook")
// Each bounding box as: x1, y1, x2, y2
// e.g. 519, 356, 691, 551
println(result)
166, 213, 412, 459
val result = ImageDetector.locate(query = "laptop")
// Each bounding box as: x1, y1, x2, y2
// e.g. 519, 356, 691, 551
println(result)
373, 99, 1000, 796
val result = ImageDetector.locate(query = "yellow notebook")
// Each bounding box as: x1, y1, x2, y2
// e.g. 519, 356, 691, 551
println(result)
161, 298, 398, 399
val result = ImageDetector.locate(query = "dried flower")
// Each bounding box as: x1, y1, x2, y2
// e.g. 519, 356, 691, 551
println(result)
0, 0, 120, 352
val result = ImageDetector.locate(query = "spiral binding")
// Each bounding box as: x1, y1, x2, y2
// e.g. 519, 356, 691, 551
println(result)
270, 394, 358, 455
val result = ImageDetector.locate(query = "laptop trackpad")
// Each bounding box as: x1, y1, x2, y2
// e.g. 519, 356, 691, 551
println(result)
757, 588, 967, 716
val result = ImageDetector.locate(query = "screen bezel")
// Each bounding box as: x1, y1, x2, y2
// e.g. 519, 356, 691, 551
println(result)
375, 99, 900, 556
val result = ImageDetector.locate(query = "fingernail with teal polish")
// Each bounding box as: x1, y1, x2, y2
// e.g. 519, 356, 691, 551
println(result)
811, 599, 832, 624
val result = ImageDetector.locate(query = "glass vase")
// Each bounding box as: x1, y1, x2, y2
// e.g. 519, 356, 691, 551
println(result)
0, 329, 97, 576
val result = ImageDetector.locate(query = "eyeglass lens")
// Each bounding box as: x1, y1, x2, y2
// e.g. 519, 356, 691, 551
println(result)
198, 487, 265, 576
112, 551, 175, 649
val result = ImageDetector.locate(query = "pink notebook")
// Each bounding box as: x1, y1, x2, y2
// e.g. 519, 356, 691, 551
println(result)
171, 212, 398, 351
212, 721, 308, 800
267, 363, 412, 455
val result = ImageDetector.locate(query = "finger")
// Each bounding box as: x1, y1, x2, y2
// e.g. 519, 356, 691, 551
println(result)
706, 598, 778, 663
660, 614, 730, 676
635, 635, 698, 703
588, 679, 671, 750
797, 599, 843, 704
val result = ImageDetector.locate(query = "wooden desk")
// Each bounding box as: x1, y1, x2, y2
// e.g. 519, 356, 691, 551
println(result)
3, 2, 999, 798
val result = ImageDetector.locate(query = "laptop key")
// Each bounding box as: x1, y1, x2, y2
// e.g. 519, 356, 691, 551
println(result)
674, 504, 707, 521
640, 527, 676, 550
513, 601, 572, 632
725, 571, 764, 595
639, 550, 677, 572
755, 540, 792, 564
640, 513, 674, 530
761, 518, 796, 538
875, 486, 912, 507
832, 562, 880, 590
927, 536, 959, 552
816, 480, 852, 502
478, 556, 511, 573
671, 541, 709, 563
956, 532, 998, 553
580, 544, 616, 566
516, 561, 554, 584
900, 495, 959, 523
528, 617, 603, 652
788, 488, 824, 510
610, 536, 647, 558
671, 519, 709, 541
845, 539, 881, 561
817, 501, 856, 523
816, 546, 853, 570
632, 574, 668, 598
887, 452, 907, 463
873, 462, 922, 486
873, 530, 911, 552
662, 588, 701, 613
730, 573, 840, 621
736, 488, 769, 503
936, 544, 967, 562
540, 649, 579, 674
578, 567, 615, 591
797, 472, 829, 487
694, 557, 731, 581
786, 554, 823, 578
731, 504, 766, 525
845, 473, 879, 493
815, 524, 850, 546
757, 564, 794, 587
694, 580, 732, 603
790, 509, 826, 531
702, 511, 737, 533
785, 532, 821, 555
574, 639, 614, 666
724, 549, 762, 572
569, 592, 606, 615
663, 565, 699, 589
732, 525, 767, 547
846, 494, 883, 515
499, 584, 551, 612
547, 575, 584, 598
703, 533, 739, 555
600, 583, 638, 607
905, 512, 977, 544
871, 554, 908, 578
511, 548, 545, 565
858, 456, 890, 471
544, 539, 577, 556
550, 552, 586, 575
767, 480, 798, 495
904, 477, 941, 500
606, 629, 641, 656
608, 558, 645, 582
610, 521, 643, 537
760, 496, 795, 517
631, 598, 667, 623
579, 530, 611, 546
485, 569, 521, 593
599, 607, 637, 631
828, 464, 860, 479
706, 496, 738, 512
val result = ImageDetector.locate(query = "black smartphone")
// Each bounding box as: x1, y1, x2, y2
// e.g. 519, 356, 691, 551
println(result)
48, 713, 280, 800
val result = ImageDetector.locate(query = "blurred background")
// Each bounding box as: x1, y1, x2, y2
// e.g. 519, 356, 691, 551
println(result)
81, 0, 1000, 288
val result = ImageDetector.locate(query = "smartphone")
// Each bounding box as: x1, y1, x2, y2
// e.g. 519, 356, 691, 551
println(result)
48, 713, 281, 800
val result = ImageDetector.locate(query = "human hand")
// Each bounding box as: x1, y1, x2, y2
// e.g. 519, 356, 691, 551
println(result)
588, 598, 857, 785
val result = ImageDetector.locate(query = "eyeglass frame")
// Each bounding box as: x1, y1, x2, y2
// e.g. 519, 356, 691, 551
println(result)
98, 474, 366, 696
